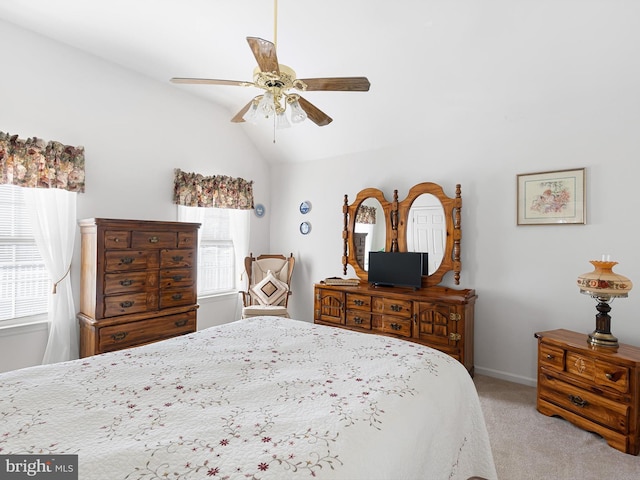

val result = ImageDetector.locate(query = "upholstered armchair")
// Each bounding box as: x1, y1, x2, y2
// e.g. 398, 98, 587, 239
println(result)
240, 253, 295, 318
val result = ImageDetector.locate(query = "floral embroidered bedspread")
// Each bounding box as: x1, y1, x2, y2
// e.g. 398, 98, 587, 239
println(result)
0, 317, 497, 480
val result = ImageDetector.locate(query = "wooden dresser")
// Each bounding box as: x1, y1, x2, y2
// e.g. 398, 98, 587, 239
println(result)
314, 283, 476, 375
78, 218, 200, 357
535, 329, 640, 455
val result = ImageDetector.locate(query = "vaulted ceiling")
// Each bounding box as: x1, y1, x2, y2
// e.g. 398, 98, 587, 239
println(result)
1, 1, 634, 164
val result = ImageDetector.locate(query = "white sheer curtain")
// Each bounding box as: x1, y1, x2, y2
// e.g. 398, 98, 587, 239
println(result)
177, 206, 250, 318
229, 209, 250, 318
23, 187, 78, 364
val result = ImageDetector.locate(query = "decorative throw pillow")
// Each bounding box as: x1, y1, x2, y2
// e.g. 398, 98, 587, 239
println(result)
250, 270, 289, 306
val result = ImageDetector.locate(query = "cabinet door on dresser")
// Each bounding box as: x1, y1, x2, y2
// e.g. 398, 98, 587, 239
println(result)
414, 301, 461, 349
314, 288, 345, 325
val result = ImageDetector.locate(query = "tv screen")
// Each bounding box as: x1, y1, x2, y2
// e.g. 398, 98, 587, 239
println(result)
368, 252, 424, 289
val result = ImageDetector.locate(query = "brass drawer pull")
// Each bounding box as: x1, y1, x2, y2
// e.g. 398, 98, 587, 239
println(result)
390, 304, 402, 312
172, 293, 183, 300
172, 255, 184, 262
121, 256, 134, 265
111, 332, 128, 342
390, 323, 402, 331
120, 300, 134, 308
568, 394, 588, 408
175, 319, 188, 327
172, 275, 184, 282
546, 354, 554, 360
148, 236, 159, 243
120, 279, 133, 287
353, 299, 365, 306
354, 317, 363, 324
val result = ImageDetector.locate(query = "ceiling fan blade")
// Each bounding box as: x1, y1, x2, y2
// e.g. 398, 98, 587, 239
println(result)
171, 77, 253, 87
297, 96, 333, 126
246, 37, 280, 74
230, 100, 255, 123
297, 77, 370, 92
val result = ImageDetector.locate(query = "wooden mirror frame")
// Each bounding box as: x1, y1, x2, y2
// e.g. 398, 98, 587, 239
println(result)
397, 182, 461, 287
343, 183, 462, 287
342, 188, 396, 280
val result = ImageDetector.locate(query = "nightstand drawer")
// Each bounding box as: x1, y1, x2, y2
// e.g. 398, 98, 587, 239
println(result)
566, 353, 630, 394
539, 344, 565, 372
539, 373, 630, 434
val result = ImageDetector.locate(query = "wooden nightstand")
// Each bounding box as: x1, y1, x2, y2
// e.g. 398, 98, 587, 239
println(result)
535, 329, 640, 455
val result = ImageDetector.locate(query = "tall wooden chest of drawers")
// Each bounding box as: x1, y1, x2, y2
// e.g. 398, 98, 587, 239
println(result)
535, 329, 640, 455
314, 283, 476, 375
78, 218, 200, 357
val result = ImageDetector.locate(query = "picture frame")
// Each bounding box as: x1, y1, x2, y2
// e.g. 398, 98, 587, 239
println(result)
517, 168, 586, 225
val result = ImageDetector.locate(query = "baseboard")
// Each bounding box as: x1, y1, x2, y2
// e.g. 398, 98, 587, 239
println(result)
474, 366, 537, 387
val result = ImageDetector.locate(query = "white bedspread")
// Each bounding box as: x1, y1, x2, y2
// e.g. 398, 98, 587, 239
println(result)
0, 317, 496, 480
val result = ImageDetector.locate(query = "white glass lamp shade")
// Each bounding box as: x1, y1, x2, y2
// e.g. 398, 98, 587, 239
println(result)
289, 99, 308, 124
276, 111, 291, 129
242, 102, 259, 124
257, 91, 276, 118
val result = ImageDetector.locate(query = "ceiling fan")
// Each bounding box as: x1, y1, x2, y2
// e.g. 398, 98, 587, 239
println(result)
170, 1, 370, 128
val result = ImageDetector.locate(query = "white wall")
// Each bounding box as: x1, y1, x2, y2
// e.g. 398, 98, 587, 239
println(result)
270, 5, 640, 386
3, 2, 640, 387
0, 20, 270, 372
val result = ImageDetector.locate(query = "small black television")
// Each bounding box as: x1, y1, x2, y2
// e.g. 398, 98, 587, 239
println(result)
368, 251, 425, 289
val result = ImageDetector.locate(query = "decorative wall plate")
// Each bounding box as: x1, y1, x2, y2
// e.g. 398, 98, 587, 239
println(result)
300, 221, 311, 235
299, 201, 311, 214
254, 204, 265, 217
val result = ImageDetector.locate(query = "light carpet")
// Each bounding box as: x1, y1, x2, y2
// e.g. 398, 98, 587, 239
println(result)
473, 374, 640, 480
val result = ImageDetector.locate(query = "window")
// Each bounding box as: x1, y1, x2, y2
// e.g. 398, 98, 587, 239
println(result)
0, 185, 49, 323
198, 208, 235, 296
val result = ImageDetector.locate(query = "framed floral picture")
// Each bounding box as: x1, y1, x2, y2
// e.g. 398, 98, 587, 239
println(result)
517, 168, 586, 225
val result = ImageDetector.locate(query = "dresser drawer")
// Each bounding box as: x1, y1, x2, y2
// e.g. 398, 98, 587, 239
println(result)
539, 344, 565, 372
131, 231, 177, 249
104, 271, 158, 294
105, 250, 159, 272
104, 292, 158, 318
538, 373, 630, 434
178, 231, 197, 248
160, 268, 195, 289
159, 288, 196, 309
160, 249, 196, 268
104, 230, 130, 249
98, 310, 196, 353
346, 310, 372, 329
345, 293, 372, 311
372, 297, 413, 318
375, 315, 412, 338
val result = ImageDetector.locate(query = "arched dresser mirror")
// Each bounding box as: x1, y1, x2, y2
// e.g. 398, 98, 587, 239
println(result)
343, 182, 461, 287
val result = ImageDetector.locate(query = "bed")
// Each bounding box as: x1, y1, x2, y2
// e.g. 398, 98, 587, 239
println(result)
0, 317, 497, 479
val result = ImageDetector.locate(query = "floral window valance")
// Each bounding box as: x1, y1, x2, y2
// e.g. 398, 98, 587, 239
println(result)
356, 205, 377, 224
173, 168, 254, 210
0, 131, 85, 192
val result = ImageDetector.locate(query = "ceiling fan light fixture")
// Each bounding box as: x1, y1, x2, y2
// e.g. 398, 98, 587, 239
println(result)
257, 91, 276, 118
242, 99, 260, 123
288, 97, 307, 124
276, 111, 291, 129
